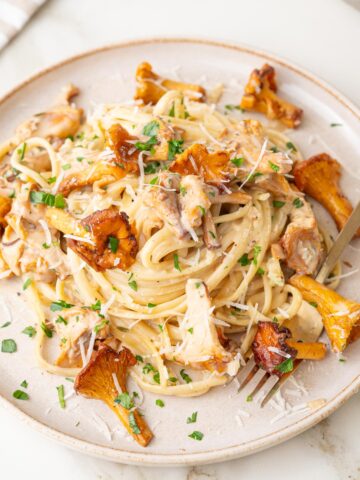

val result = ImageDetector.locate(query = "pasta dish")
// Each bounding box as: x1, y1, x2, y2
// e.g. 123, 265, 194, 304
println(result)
0, 62, 359, 446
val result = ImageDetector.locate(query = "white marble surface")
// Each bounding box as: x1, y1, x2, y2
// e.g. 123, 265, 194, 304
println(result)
0, 0, 360, 478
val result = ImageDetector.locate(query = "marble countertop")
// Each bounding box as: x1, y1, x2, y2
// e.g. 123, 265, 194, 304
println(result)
0, 0, 360, 478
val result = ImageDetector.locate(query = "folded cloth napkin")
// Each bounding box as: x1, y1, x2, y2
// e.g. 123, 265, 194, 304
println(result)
0, 0, 47, 50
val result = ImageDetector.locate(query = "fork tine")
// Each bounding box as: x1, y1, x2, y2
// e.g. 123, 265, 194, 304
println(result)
260, 360, 303, 407
236, 358, 256, 391
243, 367, 268, 396
258, 375, 281, 406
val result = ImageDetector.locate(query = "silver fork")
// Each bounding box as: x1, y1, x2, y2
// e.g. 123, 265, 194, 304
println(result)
237, 201, 360, 407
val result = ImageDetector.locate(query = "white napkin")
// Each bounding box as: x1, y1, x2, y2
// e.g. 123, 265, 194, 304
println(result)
0, 0, 47, 50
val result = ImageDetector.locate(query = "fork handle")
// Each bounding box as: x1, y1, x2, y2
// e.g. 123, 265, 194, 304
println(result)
316, 202, 360, 284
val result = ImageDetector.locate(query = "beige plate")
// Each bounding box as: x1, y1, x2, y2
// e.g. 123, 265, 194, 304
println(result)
0, 39, 360, 466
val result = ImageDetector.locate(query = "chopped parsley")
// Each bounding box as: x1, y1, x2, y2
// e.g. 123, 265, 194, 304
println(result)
50, 300, 74, 312
252, 245, 262, 266
286, 141, 297, 152
309, 301, 318, 308
169, 377, 178, 383
135, 136, 157, 153
173, 253, 181, 271
149, 176, 158, 185
143, 120, 160, 137
179, 185, 187, 196
62, 164, 71, 171
89, 300, 101, 311
13, 390, 29, 400
293, 197, 304, 209
269, 161, 280, 172
22, 326, 36, 337
47, 176, 57, 184
94, 319, 109, 334
135, 355, 143, 363
153, 372, 160, 384
188, 431, 204, 441
180, 369, 192, 384
108, 236, 119, 253
273, 200, 285, 208
115, 392, 134, 409
169, 103, 175, 117
129, 412, 141, 434
198, 205, 206, 216
168, 139, 184, 160
246, 394, 253, 402
147, 303, 156, 308
339, 358, 346, 363
41, 322, 53, 338
56, 385, 66, 409
257, 267, 265, 276
1, 339, 17, 353
330, 123, 342, 127
270, 146, 279, 153
76, 157, 84, 162
20, 380, 28, 388
231, 157, 245, 167
188, 327, 194, 334
275, 358, 294, 373
128, 280, 138, 291
238, 253, 250, 266
144, 161, 160, 174
17, 142, 27, 161
187, 412, 197, 424
155, 399, 165, 408
22, 278, 32, 291
30, 191, 66, 209
225, 104, 244, 112
42, 243, 50, 249
0, 321, 11, 328
143, 363, 156, 374
55, 316, 67, 325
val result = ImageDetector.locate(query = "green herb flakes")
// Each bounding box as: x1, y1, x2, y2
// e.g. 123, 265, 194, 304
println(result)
188, 431, 203, 441
273, 200, 285, 208
1, 339, 17, 353
180, 369, 192, 384
50, 300, 73, 312
187, 412, 197, 424
231, 157, 244, 167
57, 385, 66, 408
155, 399, 165, 408
22, 326, 36, 337
22, 278, 32, 290
30, 191, 66, 209
168, 139, 184, 160
13, 390, 29, 400
129, 411, 141, 434
275, 358, 294, 373
173, 253, 181, 271
143, 120, 159, 137
115, 392, 134, 409
293, 197, 304, 209
108, 236, 119, 253
41, 322, 53, 338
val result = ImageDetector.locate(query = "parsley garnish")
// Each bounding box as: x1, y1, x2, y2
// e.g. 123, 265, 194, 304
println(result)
20, 380, 28, 388
169, 103, 175, 117
108, 236, 119, 253
128, 279, 138, 291
30, 191, 66, 209
57, 385, 66, 409
286, 141, 297, 152
155, 399, 165, 408
115, 392, 134, 409
188, 327, 194, 334
135, 136, 157, 153
173, 253, 181, 271
0, 321, 11, 328
187, 412, 197, 423
135, 355, 143, 363
225, 104, 244, 112
330, 123, 342, 127
309, 301, 318, 308
143, 363, 156, 374
149, 176, 158, 185
198, 205, 205, 216
50, 300, 73, 312
55, 316, 67, 325
129, 412, 141, 434
143, 120, 159, 137
62, 164, 71, 170
180, 369, 192, 384
168, 139, 184, 160
147, 303, 156, 308
8, 190, 16, 198
275, 358, 294, 373
41, 322, 53, 338
257, 267, 265, 276
179, 185, 187, 196
22, 326, 36, 337
273, 200, 285, 208
94, 319, 109, 333
47, 176, 57, 184
1, 339, 17, 353
153, 372, 160, 384
269, 161, 280, 172
238, 253, 250, 266
252, 245, 262, 266
144, 161, 160, 174
22, 278, 32, 290
13, 390, 29, 400
188, 431, 203, 441
270, 146, 279, 153
231, 157, 244, 167
293, 198, 304, 209
42, 243, 50, 249
246, 394, 253, 402
17, 142, 27, 161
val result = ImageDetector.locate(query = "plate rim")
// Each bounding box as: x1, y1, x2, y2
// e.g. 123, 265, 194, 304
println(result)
0, 37, 359, 466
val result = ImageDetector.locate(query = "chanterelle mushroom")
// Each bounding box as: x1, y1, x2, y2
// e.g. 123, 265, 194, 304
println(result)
293, 153, 360, 237
240, 64, 303, 128
46, 206, 138, 272
134, 62, 206, 105
289, 274, 360, 352
169, 143, 230, 184
74, 344, 153, 446
280, 194, 324, 275
169, 279, 237, 373
0, 196, 12, 229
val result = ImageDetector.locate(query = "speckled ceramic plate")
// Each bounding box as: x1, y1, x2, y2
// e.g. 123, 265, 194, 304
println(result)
0, 39, 359, 466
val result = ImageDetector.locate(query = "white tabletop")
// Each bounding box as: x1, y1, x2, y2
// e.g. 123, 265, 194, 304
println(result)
1, 0, 360, 478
